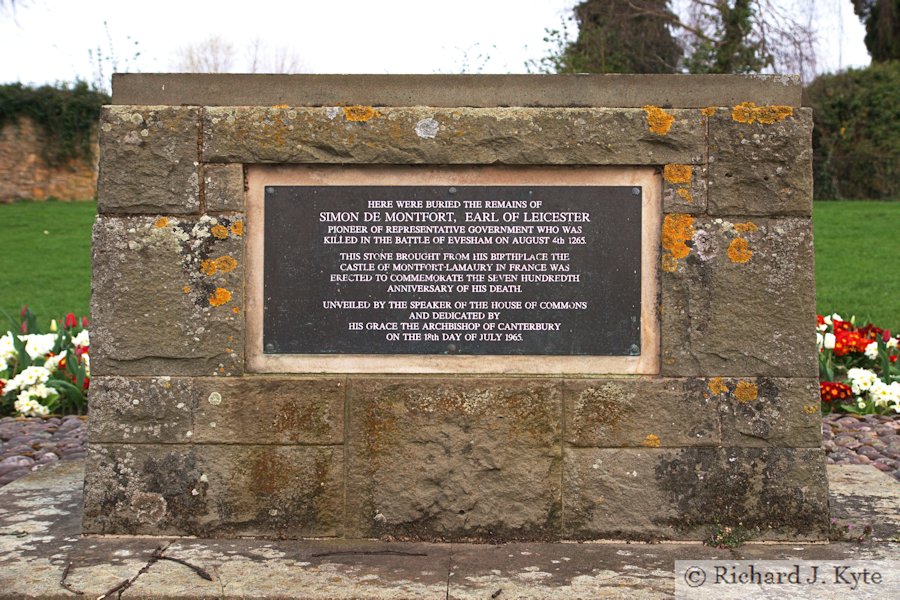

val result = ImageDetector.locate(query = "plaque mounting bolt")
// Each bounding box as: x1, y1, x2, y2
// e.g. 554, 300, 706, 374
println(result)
265, 343, 275, 353
631, 187, 641, 196
629, 344, 640, 356
448, 187, 457, 194
266, 187, 275, 194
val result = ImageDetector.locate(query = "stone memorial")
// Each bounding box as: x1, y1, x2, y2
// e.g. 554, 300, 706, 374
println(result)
84, 74, 828, 542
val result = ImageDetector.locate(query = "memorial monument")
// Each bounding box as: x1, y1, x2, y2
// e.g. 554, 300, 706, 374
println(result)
84, 74, 828, 542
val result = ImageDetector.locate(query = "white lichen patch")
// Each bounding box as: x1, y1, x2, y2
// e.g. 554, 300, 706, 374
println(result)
208, 391, 222, 405
415, 118, 440, 139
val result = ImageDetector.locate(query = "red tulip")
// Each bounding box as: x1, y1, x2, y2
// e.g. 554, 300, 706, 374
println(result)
20, 305, 27, 318
20, 322, 27, 333
82, 316, 89, 328
65, 313, 77, 329
884, 330, 892, 342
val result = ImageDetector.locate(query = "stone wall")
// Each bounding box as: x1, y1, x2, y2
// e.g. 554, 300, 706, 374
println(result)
0, 117, 97, 202
84, 74, 828, 542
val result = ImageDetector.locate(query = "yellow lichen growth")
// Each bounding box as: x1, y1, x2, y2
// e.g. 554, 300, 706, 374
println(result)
734, 380, 758, 403
209, 287, 232, 307
700, 106, 717, 117
660, 253, 678, 273
182, 286, 191, 294
642, 434, 661, 448
201, 255, 239, 276
230, 221, 244, 237
708, 377, 728, 395
676, 188, 694, 203
211, 224, 229, 239
200, 259, 217, 276
642, 105, 675, 135
663, 164, 693, 185
232, 306, 241, 314
733, 221, 758, 233
803, 404, 819, 415
731, 102, 794, 125
153, 217, 169, 228
661, 214, 695, 260
272, 104, 289, 109
343, 105, 378, 122
727, 237, 753, 263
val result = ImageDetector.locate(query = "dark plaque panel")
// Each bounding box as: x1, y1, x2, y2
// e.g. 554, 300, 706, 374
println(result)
263, 185, 641, 356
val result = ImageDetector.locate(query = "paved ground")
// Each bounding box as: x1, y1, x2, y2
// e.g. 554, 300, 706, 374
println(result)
0, 460, 898, 599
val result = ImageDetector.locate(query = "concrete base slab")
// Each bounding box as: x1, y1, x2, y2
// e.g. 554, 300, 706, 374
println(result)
1, 461, 897, 599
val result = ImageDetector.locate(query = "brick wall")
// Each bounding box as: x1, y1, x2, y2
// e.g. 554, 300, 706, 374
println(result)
0, 117, 98, 202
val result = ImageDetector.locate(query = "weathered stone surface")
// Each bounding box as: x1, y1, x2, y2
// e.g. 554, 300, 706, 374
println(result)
91, 215, 244, 377
193, 377, 345, 444
203, 107, 706, 166
98, 106, 200, 214
87, 376, 195, 443
563, 447, 829, 540
202, 163, 244, 212
82, 443, 343, 537
660, 216, 817, 377
662, 162, 708, 214
564, 379, 719, 447
346, 379, 562, 541
716, 377, 823, 447
708, 107, 813, 216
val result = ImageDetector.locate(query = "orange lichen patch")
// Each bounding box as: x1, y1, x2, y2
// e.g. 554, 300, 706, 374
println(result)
733, 221, 758, 233
232, 307, 241, 314
225, 347, 233, 353
182, 286, 191, 294
153, 217, 169, 228
209, 287, 232, 307
642, 434, 661, 448
663, 164, 693, 185
676, 188, 694, 203
661, 214, 695, 260
734, 380, 759, 403
343, 105, 378, 122
700, 106, 717, 117
727, 237, 753, 263
661, 253, 678, 273
200, 259, 217, 276
272, 104, 289, 109
211, 224, 229, 239
642, 105, 675, 135
731, 102, 793, 125
230, 221, 244, 237
803, 404, 819, 415
708, 377, 728, 395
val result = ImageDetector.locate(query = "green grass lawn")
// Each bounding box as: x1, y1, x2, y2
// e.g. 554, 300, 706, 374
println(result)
0, 200, 94, 329
814, 201, 899, 329
0, 199, 896, 332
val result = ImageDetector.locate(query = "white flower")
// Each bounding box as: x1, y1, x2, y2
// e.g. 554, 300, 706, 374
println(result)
857, 398, 866, 409
888, 337, 898, 350
816, 332, 824, 350
20, 333, 56, 360
824, 333, 836, 350
825, 313, 843, 326
870, 380, 892, 407
82, 353, 90, 377
72, 329, 90, 348
864, 341, 879, 360
4, 365, 52, 393
0, 332, 17, 363
846, 368, 878, 395
14, 396, 49, 417
43, 352, 66, 373
816, 323, 828, 333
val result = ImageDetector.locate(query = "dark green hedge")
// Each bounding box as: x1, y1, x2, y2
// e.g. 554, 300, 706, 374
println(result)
806, 61, 899, 200
0, 81, 109, 166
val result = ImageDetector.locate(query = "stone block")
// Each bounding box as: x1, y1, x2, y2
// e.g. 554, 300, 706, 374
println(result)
91, 215, 244, 377
563, 379, 719, 448
98, 106, 200, 214
203, 106, 706, 166
563, 447, 829, 540
715, 377, 823, 447
659, 216, 817, 377
87, 376, 195, 444
83, 443, 343, 537
193, 377, 345, 444
203, 163, 244, 212
662, 163, 707, 214
346, 378, 563, 541
708, 106, 813, 216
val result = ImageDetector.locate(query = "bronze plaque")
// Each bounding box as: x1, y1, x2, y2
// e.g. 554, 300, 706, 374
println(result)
263, 185, 641, 355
